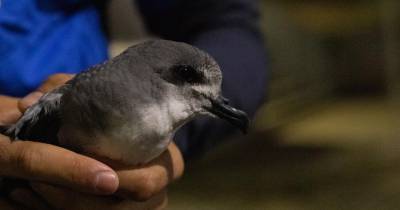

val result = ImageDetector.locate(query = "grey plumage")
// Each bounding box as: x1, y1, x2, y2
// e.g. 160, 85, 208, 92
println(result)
1, 40, 248, 165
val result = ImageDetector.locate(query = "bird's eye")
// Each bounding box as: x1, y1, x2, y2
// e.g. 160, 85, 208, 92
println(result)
173, 65, 203, 84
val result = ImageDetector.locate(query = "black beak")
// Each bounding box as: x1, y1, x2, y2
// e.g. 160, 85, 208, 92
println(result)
206, 96, 249, 134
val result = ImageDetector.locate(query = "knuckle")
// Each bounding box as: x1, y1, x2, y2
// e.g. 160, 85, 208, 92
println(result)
66, 156, 87, 184
0, 140, 10, 161
0, 141, 11, 174
135, 172, 161, 200
69, 156, 84, 171
12, 143, 41, 174
135, 189, 155, 201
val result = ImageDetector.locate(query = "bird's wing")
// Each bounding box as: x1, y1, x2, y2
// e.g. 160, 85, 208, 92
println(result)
1, 63, 110, 143
0, 86, 69, 196
3, 85, 69, 144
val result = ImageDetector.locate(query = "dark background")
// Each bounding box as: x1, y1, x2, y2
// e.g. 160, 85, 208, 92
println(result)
108, 0, 400, 209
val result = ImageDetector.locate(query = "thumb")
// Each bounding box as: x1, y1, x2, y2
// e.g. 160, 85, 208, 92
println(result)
0, 135, 119, 195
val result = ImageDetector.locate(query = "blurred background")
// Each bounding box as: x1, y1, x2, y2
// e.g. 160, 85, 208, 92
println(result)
108, 0, 400, 209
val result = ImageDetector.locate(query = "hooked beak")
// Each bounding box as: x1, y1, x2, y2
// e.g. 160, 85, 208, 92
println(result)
206, 96, 249, 134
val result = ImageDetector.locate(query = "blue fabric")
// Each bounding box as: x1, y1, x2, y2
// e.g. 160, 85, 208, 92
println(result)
0, 0, 108, 97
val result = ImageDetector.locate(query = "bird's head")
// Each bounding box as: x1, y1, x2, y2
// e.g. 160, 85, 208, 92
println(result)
125, 40, 249, 133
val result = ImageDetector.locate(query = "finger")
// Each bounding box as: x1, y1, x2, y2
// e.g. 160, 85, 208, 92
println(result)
37, 73, 73, 93
18, 73, 74, 112
0, 136, 119, 195
0, 95, 22, 124
9, 188, 52, 210
0, 198, 23, 210
32, 182, 168, 210
166, 142, 185, 180
18, 92, 43, 113
32, 182, 117, 210
115, 143, 184, 201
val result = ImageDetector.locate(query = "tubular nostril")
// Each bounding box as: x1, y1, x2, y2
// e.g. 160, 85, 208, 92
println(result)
221, 96, 229, 105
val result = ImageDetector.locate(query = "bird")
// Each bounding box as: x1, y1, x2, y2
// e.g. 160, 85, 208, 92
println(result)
0, 39, 249, 165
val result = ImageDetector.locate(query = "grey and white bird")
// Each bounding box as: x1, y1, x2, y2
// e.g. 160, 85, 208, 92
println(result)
1, 39, 249, 165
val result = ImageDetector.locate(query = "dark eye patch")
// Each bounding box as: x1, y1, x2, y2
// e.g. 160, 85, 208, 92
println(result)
172, 65, 204, 84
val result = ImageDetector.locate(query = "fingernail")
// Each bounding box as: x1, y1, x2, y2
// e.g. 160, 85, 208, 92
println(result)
94, 171, 118, 194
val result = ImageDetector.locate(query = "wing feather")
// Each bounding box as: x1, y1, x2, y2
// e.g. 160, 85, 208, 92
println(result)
3, 86, 68, 144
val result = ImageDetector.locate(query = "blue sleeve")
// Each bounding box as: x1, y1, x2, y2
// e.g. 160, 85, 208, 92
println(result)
0, 0, 108, 97
136, 0, 268, 159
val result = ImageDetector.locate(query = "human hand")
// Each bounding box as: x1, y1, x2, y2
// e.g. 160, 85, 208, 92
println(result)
0, 74, 118, 209
18, 73, 73, 112
8, 143, 183, 210
18, 72, 185, 197
38, 142, 183, 210
8, 73, 185, 209
0, 95, 22, 125
0, 133, 120, 209
0, 195, 30, 210
0, 134, 119, 194
1, 74, 120, 195
30, 184, 167, 210
1, 128, 183, 210
0, 74, 72, 130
